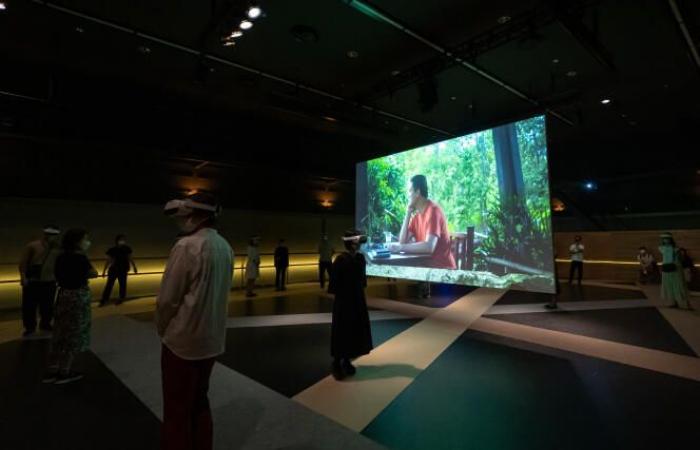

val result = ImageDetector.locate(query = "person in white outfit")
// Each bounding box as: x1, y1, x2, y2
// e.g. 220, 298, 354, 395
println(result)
245, 235, 261, 297
568, 235, 585, 285
157, 193, 233, 450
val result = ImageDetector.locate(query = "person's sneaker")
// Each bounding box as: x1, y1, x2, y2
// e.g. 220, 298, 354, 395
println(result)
341, 359, 357, 376
42, 370, 59, 384
54, 371, 84, 385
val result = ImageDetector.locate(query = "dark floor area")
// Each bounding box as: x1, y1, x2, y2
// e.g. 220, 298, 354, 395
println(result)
0, 339, 159, 450
128, 292, 336, 323
485, 307, 696, 356
496, 284, 644, 305
363, 329, 700, 450
217, 318, 420, 397
366, 282, 478, 308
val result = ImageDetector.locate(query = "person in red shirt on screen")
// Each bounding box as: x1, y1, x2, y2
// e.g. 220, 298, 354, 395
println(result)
387, 175, 456, 269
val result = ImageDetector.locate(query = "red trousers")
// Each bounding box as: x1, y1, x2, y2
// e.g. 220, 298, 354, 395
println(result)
161, 345, 216, 450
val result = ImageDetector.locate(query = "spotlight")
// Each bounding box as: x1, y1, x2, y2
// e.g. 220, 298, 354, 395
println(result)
584, 181, 597, 191
240, 20, 253, 30
247, 5, 262, 19
601, 98, 611, 104
230, 29, 243, 38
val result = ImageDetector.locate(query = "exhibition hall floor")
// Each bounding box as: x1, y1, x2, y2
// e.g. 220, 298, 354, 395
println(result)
1, 280, 699, 450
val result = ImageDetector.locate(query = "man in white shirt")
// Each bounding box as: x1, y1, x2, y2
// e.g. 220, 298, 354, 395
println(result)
568, 235, 585, 286
157, 193, 233, 450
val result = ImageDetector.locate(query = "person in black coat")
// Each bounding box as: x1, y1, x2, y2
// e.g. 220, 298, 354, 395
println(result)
328, 229, 373, 380
274, 239, 289, 291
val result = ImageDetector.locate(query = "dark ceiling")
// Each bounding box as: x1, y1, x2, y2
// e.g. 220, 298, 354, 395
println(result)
1, 0, 699, 217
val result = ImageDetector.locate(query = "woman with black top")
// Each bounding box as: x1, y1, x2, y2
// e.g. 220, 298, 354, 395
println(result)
328, 229, 373, 380
43, 229, 98, 384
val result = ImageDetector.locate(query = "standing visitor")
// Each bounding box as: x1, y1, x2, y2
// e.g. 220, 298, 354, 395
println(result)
18, 225, 61, 338
42, 229, 98, 384
328, 229, 373, 380
274, 239, 289, 291
245, 235, 261, 297
158, 193, 233, 450
568, 235, 585, 285
318, 234, 334, 289
659, 232, 690, 309
100, 234, 138, 306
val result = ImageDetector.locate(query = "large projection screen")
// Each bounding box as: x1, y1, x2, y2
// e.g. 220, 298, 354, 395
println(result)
356, 115, 555, 294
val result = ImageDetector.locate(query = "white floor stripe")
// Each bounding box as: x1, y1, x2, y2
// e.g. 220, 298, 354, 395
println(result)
639, 283, 700, 356
470, 317, 700, 381
485, 299, 652, 315
90, 315, 384, 450
293, 288, 506, 432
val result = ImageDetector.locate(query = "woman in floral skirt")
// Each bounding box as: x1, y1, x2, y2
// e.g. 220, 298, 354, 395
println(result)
43, 229, 98, 384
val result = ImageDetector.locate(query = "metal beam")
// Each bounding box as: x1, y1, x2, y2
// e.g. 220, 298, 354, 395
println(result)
30, 0, 454, 137
342, 0, 574, 126
668, 0, 700, 70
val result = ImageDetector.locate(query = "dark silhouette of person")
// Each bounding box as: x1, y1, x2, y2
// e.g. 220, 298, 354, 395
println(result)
100, 234, 138, 306
328, 229, 373, 380
18, 225, 61, 337
274, 239, 289, 291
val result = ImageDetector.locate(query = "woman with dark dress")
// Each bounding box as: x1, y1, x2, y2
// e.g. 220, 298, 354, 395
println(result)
43, 229, 98, 384
328, 229, 373, 380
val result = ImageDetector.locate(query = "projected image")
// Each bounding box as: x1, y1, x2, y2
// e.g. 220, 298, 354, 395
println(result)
356, 115, 555, 293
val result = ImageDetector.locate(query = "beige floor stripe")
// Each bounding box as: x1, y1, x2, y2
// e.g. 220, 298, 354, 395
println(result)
470, 317, 700, 381
639, 283, 700, 356
293, 287, 506, 432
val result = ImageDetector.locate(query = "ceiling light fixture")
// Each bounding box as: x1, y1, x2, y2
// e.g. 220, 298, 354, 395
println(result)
240, 20, 253, 30
247, 6, 262, 19
230, 29, 243, 38
601, 98, 611, 104
566, 70, 577, 77
0, 3, 6, 11
347, 50, 359, 58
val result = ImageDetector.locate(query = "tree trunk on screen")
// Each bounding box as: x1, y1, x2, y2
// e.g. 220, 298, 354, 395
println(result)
492, 123, 527, 264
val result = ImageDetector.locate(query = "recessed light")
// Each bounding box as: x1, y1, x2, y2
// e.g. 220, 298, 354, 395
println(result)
391, 70, 401, 76
347, 50, 359, 59
223, 40, 236, 47
230, 30, 243, 38
601, 98, 611, 104
566, 70, 577, 77
497, 15, 511, 24
450, 96, 457, 101
552, 58, 560, 64
240, 20, 253, 30
75, 26, 85, 33
247, 6, 262, 19
0, 3, 6, 11
137, 45, 151, 54
323, 116, 337, 122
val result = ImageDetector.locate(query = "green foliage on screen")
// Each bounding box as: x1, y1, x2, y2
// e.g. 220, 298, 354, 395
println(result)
362, 115, 553, 276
